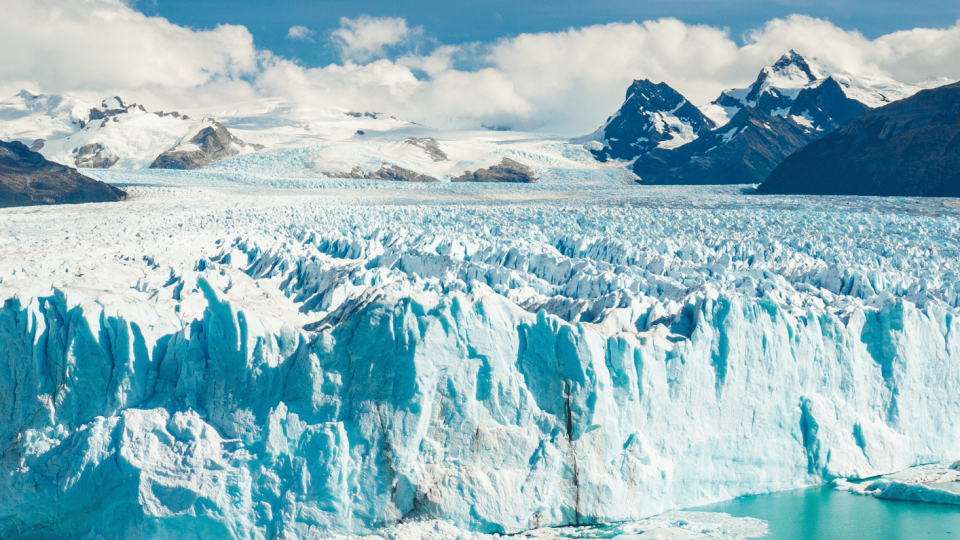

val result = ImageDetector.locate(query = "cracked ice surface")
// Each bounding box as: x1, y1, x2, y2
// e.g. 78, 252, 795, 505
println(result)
2, 177, 960, 539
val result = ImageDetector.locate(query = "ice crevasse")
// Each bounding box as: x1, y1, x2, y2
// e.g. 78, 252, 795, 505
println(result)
1, 277, 959, 539
3, 194, 960, 539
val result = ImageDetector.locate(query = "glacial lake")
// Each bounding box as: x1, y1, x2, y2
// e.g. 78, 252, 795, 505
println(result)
694, 486, 960, 539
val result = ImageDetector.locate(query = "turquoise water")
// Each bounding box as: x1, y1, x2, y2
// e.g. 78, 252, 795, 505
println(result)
694, 487, 960, 539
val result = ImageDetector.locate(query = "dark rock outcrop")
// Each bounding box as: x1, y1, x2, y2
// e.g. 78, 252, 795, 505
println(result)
74, 143, 119, 169
324, 165, 440, 182
404, 138, 447, 162
149, 121, 263, 170
757, 81, 960, 196
0, 140, 126, 207
82, 97, 152, 129
452, 158, 536, 183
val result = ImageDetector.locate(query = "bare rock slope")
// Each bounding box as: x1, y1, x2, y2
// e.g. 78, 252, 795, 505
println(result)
452, 158, 536, 183
150, 121, 263, 170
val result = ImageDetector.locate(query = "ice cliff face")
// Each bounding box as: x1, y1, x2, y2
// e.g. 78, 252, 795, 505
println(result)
2, 185, 960, 539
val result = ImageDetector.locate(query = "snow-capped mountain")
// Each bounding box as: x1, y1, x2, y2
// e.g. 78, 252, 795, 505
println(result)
590, 50, 954, 184
702, 50, 943, 126
586, 79, 715, 161
0, 90, 91, 144
0, 92, 264, 170
703, 50, 951, 124
705, 50, 831, 124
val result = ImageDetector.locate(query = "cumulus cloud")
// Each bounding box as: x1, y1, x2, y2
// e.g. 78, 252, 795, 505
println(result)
0, 1, 958, 135
330, 15, 419, 61
0, 0, 260, 107
287, 25, 315, 42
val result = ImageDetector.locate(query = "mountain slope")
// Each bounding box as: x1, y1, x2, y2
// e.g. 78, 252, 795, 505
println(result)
635, 106, 819, 185
0, 140, 126, 207
757, 81, 960, 196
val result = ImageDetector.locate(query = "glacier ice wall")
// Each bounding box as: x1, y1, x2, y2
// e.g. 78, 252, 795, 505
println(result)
2, 186, 960, 539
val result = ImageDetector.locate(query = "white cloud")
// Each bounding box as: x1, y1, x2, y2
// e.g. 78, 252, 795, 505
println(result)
330, 15, 418, 61
0, 2, 958, 135
287, 25, 315, 42
0, 0, 259, 108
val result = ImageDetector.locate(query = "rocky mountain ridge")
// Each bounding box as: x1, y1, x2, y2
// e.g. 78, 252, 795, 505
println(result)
589, 51, 950, 185
757, 81, 960, 196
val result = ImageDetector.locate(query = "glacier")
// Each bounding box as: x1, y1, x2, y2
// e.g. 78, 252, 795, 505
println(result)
2, 174, 960, 539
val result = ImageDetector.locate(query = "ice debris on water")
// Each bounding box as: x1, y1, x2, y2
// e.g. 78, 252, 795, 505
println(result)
835, 460, 960, 505
317, 511, 767, 539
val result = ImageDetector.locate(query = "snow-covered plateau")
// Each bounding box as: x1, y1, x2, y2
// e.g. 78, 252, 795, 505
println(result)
2, 160, 960, 539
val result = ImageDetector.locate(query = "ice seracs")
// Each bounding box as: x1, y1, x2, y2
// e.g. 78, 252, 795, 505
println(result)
2, 175, 960, 538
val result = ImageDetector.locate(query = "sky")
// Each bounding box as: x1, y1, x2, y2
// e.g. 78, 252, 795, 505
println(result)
2, 0, 960, 135
136, 0, 960, 68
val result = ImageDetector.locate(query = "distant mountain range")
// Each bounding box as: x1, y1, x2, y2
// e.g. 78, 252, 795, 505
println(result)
588, 51, 952, 185
757, 81, 960, 196
0, 92, 516, 182
1, 53, 956, 201
0, 92, 546, 207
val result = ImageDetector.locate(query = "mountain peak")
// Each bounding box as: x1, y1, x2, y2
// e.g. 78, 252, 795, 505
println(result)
770, 50, 819, 82
100, 96, 127, 111
625, 79, 676, 103
589, 79, 714, 161
17, 89, 38, 100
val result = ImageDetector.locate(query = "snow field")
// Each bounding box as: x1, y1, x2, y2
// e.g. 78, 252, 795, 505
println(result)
1, 178, 960, 539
